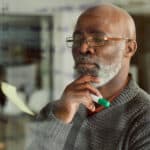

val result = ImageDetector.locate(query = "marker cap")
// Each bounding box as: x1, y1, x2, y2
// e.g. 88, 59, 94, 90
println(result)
98, 98, 110, 108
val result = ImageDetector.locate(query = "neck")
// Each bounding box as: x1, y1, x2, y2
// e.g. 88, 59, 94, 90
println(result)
98, 68, 129, 99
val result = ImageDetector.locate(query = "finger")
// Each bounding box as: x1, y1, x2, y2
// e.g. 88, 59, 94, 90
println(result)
74, 83, 101, 96
75, 75, 100, 84
80, 94, 96, 112
72, 91, 96, 112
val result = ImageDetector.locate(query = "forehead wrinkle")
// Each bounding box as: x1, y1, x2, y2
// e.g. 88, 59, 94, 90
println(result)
75, 15, 112, 36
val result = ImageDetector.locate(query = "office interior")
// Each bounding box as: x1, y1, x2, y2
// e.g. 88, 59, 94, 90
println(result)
0, 0, 150, 149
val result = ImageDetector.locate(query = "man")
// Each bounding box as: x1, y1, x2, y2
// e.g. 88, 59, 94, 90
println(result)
27, 3, 150, 150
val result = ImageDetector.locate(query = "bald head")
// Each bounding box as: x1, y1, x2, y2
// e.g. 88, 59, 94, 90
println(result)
77, 3, 136, 40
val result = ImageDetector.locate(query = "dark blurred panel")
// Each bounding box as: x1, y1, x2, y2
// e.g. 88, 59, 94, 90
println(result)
131, 15, 150, 93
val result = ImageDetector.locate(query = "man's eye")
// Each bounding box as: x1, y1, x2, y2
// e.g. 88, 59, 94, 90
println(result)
94, 38, 104, 43
74, 38, 80, 41
74, 34, 82, 40
74, 38, 82, 42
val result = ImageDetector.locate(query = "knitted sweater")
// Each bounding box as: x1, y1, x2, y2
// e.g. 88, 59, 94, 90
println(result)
26, 79, 150, 150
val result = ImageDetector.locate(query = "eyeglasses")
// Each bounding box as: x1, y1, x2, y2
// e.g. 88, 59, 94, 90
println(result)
66, 36, 132, 48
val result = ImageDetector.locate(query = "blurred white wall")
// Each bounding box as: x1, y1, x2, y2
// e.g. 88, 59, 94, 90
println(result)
0, 0, 150, 15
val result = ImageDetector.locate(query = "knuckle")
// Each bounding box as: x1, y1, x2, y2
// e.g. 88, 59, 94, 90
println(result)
65, 84, 71, 90
87, 102, 94, 110
85, 83, 91, 89
66, 83, 75, 91
85, 90, 90, 95
87, 102, 92, 107
85, 83, 89, 87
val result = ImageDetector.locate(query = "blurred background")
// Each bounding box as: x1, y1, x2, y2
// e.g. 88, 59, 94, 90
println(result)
0, 0, 150, 149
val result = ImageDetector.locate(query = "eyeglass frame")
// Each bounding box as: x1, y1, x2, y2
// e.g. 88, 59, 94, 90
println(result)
66, 35, 133, 48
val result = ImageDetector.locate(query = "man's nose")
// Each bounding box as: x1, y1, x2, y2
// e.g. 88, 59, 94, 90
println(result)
79, 40, 95, 54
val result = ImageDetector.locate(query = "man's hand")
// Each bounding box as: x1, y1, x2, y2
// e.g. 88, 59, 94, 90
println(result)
53, 75, 101, 123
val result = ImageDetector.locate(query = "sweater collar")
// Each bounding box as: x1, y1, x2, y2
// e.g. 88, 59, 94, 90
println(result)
111, 76, 140, 106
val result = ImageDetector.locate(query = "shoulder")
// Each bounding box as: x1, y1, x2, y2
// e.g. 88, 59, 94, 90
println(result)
133, 87, 150, 110
136, 87, 150, 101
128, 87, 150, 127
128, 91, 150, 149
123, 88, 150, 149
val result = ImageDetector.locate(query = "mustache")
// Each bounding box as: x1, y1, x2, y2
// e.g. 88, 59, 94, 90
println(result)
74, 54, 100, 69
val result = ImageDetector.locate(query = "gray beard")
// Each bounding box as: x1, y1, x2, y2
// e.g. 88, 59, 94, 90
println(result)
93, 62, 122, 87
74, 58, 122, 87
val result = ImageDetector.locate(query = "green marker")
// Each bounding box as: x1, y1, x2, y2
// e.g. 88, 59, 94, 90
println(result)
91, 94, 110, 108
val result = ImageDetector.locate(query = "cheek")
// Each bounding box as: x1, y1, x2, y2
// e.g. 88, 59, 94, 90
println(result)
72, 47, 84, 60
72, 47, 77, 55
72, 49, 79, 60
96, 44, 125, 64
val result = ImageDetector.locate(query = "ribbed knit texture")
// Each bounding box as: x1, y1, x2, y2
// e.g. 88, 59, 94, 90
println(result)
26, 78, 150, 150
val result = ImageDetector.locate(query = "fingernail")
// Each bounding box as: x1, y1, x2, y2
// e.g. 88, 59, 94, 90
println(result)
90, 105, 95, 112
92, 106, 95, 111
96, 78, 100, 82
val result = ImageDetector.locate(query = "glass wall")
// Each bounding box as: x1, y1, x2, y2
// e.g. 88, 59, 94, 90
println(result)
0, 15, 53, 150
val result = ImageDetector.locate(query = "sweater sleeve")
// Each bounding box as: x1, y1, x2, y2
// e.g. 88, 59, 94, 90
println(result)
25, 102, 73, 150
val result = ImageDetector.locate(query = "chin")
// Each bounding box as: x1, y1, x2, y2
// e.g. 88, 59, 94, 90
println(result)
93, 79, 110, 88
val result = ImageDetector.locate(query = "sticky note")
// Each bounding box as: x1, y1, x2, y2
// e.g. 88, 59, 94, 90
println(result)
1, 82, 35, 116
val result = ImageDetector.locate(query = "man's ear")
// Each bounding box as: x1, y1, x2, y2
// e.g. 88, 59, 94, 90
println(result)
124, 40, 137, 58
